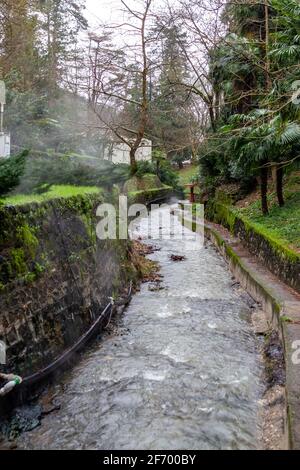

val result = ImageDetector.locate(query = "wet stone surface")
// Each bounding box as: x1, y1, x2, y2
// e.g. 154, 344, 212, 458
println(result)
16, 205, 264, 450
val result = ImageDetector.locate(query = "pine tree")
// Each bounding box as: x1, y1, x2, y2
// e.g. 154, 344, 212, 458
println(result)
0, 0, 39, 91
151, 24, 194, 161
37, 0, 87, 99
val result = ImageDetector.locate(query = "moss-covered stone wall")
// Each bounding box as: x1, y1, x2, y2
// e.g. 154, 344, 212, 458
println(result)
0, 194, 138, 377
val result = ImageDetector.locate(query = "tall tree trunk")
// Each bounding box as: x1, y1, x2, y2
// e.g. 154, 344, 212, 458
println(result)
156, 159, 160, 175
191, 148, 197, 165
130, 148, 137, 175
276, 166, 285, 207
128, 0, 151, 173
261, 166, 269, 215
209, 105, 216, 132
214, 89, 220, 121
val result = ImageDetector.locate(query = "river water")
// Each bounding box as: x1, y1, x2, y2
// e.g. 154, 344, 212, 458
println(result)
18, 203, 263, 450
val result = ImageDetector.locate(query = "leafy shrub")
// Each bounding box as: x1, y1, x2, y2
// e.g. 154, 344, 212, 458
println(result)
135, 158, 179, 189
135, 161, 156, 178
15, 152, 130, 194
157, 160, 179, 188
0, 151, 28, 196
172, 154, 187, 169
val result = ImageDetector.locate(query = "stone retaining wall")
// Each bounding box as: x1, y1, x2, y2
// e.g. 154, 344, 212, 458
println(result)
0, 195, 137, 378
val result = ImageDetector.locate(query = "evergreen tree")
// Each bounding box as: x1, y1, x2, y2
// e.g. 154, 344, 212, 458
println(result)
202, 0, 300, 214
0, 0, 89, 152
37, 0, 88, 99
151, 24, 195, 161
0, 0, 39, 91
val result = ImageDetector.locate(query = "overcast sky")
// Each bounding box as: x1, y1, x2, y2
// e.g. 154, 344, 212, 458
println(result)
85, 0, 126, 28
84, 0, 169, 29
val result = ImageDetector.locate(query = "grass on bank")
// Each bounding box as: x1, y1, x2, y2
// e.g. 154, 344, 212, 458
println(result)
176, 165, 199, 185
0, 185, 101, 206
236, 191, 300, 252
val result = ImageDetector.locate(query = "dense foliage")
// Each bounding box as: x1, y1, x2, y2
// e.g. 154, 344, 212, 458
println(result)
0, 151, 27, 196
200, 0, 300, 214
1, 0, 299, 207
135, 157, 179, 189
16, 152, 131, 194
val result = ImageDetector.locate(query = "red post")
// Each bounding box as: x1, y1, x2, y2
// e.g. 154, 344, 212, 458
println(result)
185, 184, 196, 204
190, 185, 195, 204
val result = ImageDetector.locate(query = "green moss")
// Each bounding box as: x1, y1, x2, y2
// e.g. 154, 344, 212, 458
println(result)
0, 191, 104, 288
35, 262, 47, 275
80, 213, 97, 246
214, 202, 237, 233
53, 194, 97, 218
16, 224, 39, 257
24, 272, 37, 283
280, 315, 293, 323
10, 248, 27, 276
239, 215, 300, 263
225, 244, 241, 266
0, 191, 136, 300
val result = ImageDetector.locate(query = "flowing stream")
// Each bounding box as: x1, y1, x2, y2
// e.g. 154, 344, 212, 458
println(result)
17, 203, 263, 450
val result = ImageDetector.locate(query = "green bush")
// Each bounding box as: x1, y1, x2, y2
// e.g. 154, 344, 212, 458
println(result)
0, 151, 28, 196
135, 161, 156, 178
158, 160, 179, 188
15, 152, 130, 194
135, 159, 179, 189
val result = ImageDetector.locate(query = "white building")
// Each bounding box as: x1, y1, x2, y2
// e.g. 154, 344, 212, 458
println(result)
0, 132, 10, 158
104, 139, 152, 165
0, 81, 10, 158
